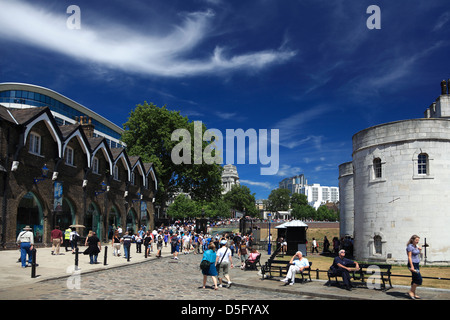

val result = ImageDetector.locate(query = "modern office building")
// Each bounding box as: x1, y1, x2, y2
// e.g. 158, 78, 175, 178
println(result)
278, 174, 307, 194
279, 174, 339, 209
299, 184, 339, 210
0, 82, 125, 148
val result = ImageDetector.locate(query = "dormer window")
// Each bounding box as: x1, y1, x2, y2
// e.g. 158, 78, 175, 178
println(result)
93, 157, 99, 174
65, 147, 74, 166
131, 171, 135, 185
29, 132, 41, 155
113, 165, 119, 180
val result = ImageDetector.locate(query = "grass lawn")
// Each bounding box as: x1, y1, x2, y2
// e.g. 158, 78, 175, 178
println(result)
297, 227, 450, 290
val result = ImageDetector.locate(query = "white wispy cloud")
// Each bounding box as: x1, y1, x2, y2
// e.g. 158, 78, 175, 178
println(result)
0, 0, 296, 78
273, 105, 331, 149
432, 11, 450, 32
240, 179, 273, 189
275, 164, 302, 177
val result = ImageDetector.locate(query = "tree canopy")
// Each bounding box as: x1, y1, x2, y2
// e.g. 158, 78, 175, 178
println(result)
223, 184, 259, 217
121, 102, 223, 208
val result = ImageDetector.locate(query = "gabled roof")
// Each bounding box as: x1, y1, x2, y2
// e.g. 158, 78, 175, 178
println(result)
0, 104, 17, 124
58, 124, 80, 139
8, 107, 50, 125
275, 220, 308, 228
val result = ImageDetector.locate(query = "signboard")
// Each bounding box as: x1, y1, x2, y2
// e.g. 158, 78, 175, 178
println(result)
53, 181, 63, 212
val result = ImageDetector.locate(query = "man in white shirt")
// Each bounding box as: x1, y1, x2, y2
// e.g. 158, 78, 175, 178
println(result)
16, 226, 35, 268
182, 233, 191, 254
216, 240, 233, 288
281, 251, 310, 285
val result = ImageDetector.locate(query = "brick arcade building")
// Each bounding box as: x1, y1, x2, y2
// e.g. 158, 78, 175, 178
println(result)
0, 84, 158, 249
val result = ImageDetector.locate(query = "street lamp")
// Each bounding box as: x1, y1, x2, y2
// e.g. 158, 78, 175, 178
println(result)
95, 181, 109, 196
267, 212, 272, 255
34, 164, 49, 184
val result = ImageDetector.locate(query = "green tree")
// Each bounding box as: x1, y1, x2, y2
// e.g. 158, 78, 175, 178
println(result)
202, 198, 232, 219
223, 184, 258, 217
121, 102, 223, 209
316, 205, 339, 221
166, 194, 201, 219
291, 203, 316, 220
266, 188, 291, 215
290, 193, 308, 207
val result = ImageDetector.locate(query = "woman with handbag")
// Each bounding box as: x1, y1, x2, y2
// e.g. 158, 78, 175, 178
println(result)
406, 235, 422, 299
200, 243, 219, 290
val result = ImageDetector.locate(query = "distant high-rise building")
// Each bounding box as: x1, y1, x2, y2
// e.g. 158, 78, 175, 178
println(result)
222, 164, 240, 193
279, 174, 338, 209
278, 174, 307, 193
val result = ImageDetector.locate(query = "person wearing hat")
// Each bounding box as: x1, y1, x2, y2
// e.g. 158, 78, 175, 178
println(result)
16, 226, 35, 268
216, 239, 233, 288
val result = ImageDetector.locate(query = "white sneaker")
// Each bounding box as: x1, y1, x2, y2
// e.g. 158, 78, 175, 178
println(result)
280, 278, 288, 283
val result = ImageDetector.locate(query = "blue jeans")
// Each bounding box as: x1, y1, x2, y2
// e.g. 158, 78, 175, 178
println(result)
89, 254, 98, 264
20, 242, 32, 267
124, 244, 130, 259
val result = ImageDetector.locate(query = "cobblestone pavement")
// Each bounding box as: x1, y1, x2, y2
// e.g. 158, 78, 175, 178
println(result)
2, 252, 324, 300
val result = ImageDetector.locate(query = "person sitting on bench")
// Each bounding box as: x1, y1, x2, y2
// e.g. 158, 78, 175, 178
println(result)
280, 251, 309, 285
247, 248, 260, 263
330, 249, 360, 291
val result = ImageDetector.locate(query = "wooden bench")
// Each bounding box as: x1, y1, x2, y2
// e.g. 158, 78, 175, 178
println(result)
354, 263, 393, 291
327, 263, 393, 291
244, 254, 262, 271
261, 255, 312, 283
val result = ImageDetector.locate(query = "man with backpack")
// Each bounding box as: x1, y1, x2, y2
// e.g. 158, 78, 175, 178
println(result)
156, 231, 164, 258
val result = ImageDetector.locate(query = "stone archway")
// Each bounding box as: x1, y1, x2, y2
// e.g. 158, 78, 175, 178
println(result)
17, 192, 44, 243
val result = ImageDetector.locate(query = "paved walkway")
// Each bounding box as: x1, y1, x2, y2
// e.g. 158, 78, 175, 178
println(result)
1, 243, 449, 300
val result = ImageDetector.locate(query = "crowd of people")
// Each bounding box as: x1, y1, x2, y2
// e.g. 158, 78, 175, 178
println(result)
15, 221, 425, 298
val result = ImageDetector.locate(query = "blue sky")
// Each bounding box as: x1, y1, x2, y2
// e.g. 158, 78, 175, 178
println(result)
1, 0, 450, 199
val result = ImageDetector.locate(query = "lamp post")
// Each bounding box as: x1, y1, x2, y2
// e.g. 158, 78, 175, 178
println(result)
95, 181, 108, 196
267, 213, 272, 255
33, 164, 49, 184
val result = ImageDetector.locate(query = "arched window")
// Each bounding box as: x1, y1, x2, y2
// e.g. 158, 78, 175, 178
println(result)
374, 235, 382, 254
373, 158, 382, 178
418, 153, 428, 175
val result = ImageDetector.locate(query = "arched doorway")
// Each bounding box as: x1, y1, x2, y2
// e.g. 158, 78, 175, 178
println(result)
17, 192, 44, 243
85, 203, 101, 237
108, 206, 120, 240
54, 198, 75, 231
126, 209, 136, 235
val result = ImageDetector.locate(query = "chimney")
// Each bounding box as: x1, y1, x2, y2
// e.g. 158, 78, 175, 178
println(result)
79, 116, 95, 138
441, 79, 448, 95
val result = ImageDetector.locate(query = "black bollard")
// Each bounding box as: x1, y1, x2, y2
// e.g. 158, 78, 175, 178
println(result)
75, 247, 79, 270
31, 248, 37, 278
104, 246, 108, 265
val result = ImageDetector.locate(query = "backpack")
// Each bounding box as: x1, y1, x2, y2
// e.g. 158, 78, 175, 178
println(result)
157, 235, 163, 244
